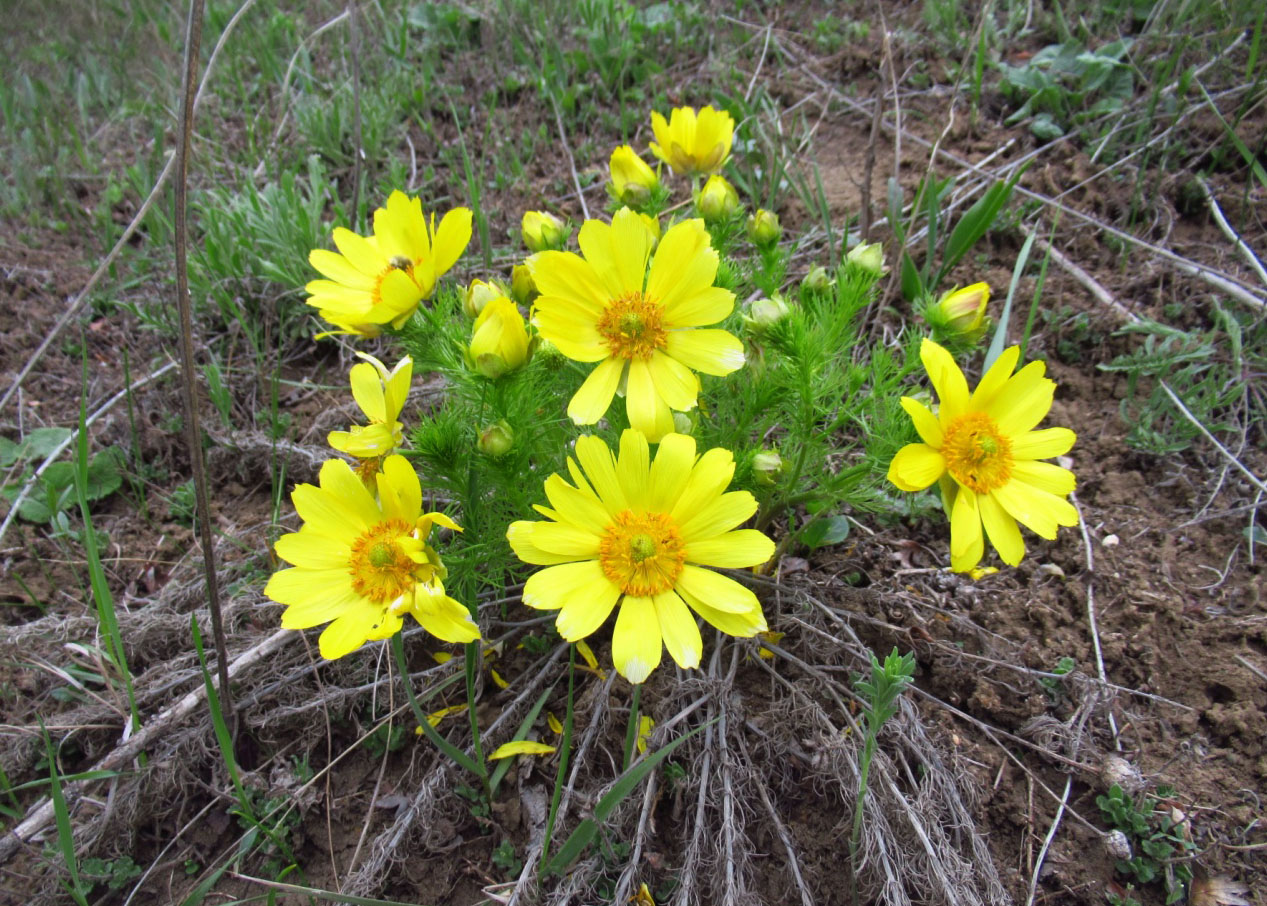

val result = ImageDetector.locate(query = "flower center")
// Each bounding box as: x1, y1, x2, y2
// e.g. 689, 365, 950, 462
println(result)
596, 292, 667, 361
941, 411, 1013, 494
599, 510, 686, 597
372, 258, 418, 306
348, 518, 418, 603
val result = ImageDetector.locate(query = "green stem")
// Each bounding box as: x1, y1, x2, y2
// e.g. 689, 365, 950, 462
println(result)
849, 729, 878, 906
465, 642, 490, 800
622, 683, 642, 771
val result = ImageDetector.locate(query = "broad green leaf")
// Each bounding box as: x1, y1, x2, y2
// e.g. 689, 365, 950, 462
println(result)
801, 515, 851, 550
14, 427, 73, 460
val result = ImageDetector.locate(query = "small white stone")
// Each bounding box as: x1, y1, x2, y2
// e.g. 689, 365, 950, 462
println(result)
1103, 829, 1133, 861
1038, 563, 1066, 578
1102, 534, 1120, 548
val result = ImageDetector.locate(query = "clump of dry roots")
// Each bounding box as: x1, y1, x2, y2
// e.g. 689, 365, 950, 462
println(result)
3, 540, 1016, 906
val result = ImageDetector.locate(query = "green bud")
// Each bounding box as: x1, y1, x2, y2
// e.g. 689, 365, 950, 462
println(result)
478, 421, 514, 457
752, 449, 784, 486
846, 241, 885, 276
801, 265, 832, 292
747, 208, 782, 247
696, 175, 740, 222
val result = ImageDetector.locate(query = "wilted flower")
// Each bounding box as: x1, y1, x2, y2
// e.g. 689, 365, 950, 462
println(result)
747, 209, 782, 247
609, 144, 659, 207
522, 210, 568, 252
328, 353, 412, 482
696, 174, 740, 222
846, 241, 885, 276
649, 105, 734, 177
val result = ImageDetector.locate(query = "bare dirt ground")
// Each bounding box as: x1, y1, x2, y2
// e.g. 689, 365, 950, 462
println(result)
1, 2, 1265, 905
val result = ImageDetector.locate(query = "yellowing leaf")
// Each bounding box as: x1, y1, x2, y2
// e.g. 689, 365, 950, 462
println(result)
489, 740, 557, 760
547, 712, 563, 735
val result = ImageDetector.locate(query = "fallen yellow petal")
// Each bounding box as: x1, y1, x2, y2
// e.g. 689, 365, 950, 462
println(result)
490, 667, 510, 690
432, 652, 453, 665
547, 712, 563, 735
489, 740, 557, 760
576, 639, 599, 671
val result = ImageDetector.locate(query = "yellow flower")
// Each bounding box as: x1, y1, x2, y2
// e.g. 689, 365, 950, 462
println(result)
609, 144, 659, 206
306, 192, 472, 337
522, 210, 568, 252
650, 105, 734, 177
530, 208, 745, 442
328, 354, 412, 474
468, 296, 530, 378
695, 174, 740, 222
265, 455, 480, 659
506, 430, 774, 684
887, 340, 1078, 572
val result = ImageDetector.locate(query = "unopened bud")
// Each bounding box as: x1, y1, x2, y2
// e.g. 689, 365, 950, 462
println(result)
672, 412, 695, 436
696, 175, 740, 222
925, 282, 990, 343
511, 263, 538, 305
744, 293, 790, 333
463, 278, 506, 319
609, 145, 659, 208
752, 449, 784, 486
801, 265, 832, 292
478, 421, 514, 457
846, 241, 885, 276
747, 208, 782, 247
522, 211, 568, 252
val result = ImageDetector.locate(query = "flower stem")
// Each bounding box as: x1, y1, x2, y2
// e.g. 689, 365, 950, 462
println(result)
622, 682, 642, 771
542, 644, 575, 869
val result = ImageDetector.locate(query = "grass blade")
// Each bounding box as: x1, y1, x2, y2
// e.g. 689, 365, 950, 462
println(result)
984, 228, 1037, 372
391, 632, 483, 778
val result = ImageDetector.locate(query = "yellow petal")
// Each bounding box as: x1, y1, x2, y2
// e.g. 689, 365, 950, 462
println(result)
575, 639, 600, 671
663, 329, 745, 375
673, 565, 758, 614
412, 592, 481, 643
887, 443, 946, 492
273, 531, 350, 570
576, 434, 630, 512
993, 480, 1079, 540
685, 529, 774, 568
654, 591, 701, 670
970, 346, 1020, 410
669, 448, 735, 525
612, 596, 662, 684
949, 488, 985, 573
523, 560, 611, 612
527, 522, 602, 558
317, 598, 391, 659
1011, 460, 1076, 497
377, 455, 422, 523
616, 428, 651, 509
990, 362, 1056, 436
678, 490, 758, 541
1011, 427, 1076, 460
979, 492, 1025, 566
489, 741, 557, 760
555, 573, 621, 641
432, 207, 473, 277
649, 433, 697, 512
920, 339, 970, 425
547, 712, 563, 734
490, 667, 509, 689
309, 248, 374, 287
531, 251, 609, 316
332, 227, 385, 276
647, 350, 700, 411
647, 220, 717, 315
899, 397, 943, 448
679, 586, 766, 637
268, 569, 356, 622
625, 359, 669, 441
662, 287, 735, 328
543, 474, 610, 533
568, 357, 625, 425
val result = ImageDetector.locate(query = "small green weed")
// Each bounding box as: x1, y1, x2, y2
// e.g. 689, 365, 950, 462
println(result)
998, 40, 1135, 140
492, 839, 523, 877
79, 856, 143, 892
1097, 784, 1197, 904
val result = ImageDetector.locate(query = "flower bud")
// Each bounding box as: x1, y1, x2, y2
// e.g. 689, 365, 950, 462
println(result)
478, 420, 514, 457
511, 262, 538, 305
846, 241, 885, 276
672, 411, 695, 435
801, 265, 832, 292
747, 208, 782, 247
463, 278, 507, 319
469, 297, 530, 378
744, 293, 790, 333
637, 211, 661, 249
925, 282, 990, 343
752, 449, 784, 486
609, 145, 659, 207
696, 175, 740, 223
522, 211, 568, 252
